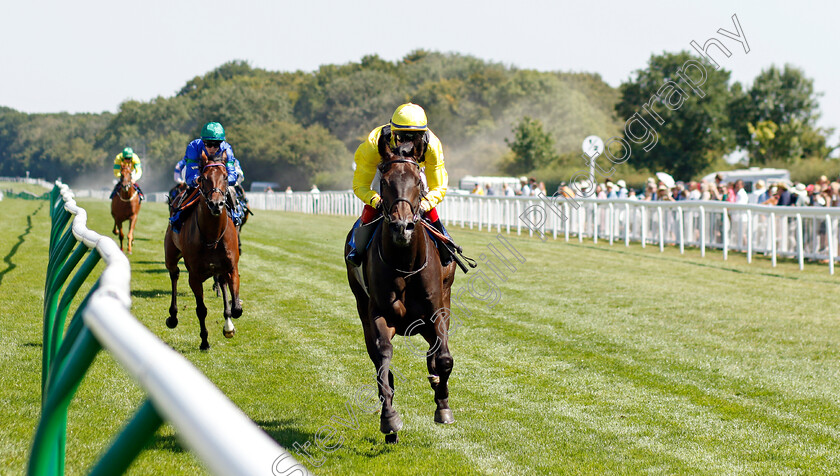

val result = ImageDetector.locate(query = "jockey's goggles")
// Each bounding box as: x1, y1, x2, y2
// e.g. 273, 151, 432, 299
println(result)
395, 131, 423, 143
204, 140, 222, 149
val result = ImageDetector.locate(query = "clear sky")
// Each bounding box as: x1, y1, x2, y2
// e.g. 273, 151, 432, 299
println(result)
2, 0, 838, 143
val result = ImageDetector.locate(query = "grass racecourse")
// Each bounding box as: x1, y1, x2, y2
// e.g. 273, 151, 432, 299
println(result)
2, 185, 840, 475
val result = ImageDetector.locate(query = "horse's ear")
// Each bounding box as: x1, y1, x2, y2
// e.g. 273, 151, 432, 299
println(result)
200, 150, 208, 167
378, 131, 393, 160
221, 150, 228, 161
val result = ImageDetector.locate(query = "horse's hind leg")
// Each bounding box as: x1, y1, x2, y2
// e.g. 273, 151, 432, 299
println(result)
219, 275, 235, 339
188, 273, 210, 350
126, 214, 138, 254
422, 320, 455, 425
164, 234, 180, 329
228, 267, 242, 319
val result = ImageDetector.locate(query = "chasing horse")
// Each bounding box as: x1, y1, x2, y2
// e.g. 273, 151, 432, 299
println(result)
111, 161, 141, 254
346, 134, 472, 444
164, 150, 242, 350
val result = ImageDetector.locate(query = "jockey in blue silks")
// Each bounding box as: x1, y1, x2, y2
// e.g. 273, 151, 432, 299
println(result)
169, 122, 244, 232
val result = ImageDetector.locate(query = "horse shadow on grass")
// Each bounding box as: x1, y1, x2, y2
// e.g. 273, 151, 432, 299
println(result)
0, 204, 42, 287
148, 433, 186, 453
136, 268, 170, 274
131, 289, 172, 299
254, 418, 318, 450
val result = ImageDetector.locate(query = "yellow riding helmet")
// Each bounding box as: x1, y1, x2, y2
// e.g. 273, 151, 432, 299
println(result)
390, 103, 428, 131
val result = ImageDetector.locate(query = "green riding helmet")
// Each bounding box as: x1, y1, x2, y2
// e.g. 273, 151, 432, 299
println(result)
201, 122, 226, 141
122, 147, 134, 159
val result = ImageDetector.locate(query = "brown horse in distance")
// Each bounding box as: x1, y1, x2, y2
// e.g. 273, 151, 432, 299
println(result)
345, 140, 457, 444
164, 151, 242, 350
111, 161, 141, 254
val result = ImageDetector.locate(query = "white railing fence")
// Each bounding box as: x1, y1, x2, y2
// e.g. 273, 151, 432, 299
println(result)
237, 192, 838, 275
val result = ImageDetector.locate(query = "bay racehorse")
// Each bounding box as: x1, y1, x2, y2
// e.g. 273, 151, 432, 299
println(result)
111, 161, 141, 254
164, 151, 242, 350
346, 141, 457, 444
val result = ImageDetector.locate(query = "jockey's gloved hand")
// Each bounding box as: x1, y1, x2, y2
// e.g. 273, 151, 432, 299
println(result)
419, 199, 433, 214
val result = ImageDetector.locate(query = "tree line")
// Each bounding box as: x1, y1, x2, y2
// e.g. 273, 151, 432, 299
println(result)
0, 52, 620, 191
0, 50, 833, 191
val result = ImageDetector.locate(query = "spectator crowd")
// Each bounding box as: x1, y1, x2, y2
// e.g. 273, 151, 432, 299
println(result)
469, 174, 840, 208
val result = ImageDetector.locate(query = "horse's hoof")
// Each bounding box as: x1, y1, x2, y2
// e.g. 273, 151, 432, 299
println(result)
166, 317, 178, 329
223, 329, 235, 338
380, 413, 403, 434
384, 433, 399, 444
200, 342, 210, 351
434, 409, 455, 424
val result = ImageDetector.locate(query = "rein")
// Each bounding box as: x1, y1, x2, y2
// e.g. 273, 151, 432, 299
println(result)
117, 183, 136, 202
377, 241, 428, 278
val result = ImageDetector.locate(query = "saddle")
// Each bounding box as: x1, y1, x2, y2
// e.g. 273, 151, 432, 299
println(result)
169, 188, 201, 233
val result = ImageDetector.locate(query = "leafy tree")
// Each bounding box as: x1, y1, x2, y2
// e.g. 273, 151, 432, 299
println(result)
729, 64, 828, 162
504, 116, 558, 174
616, 51, 734, 178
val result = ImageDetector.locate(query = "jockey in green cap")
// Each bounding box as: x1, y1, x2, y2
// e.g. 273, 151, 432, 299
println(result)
110, 147, 145, 201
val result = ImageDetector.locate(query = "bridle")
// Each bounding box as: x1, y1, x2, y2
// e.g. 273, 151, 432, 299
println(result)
118, 164, 136, 201
195, 161, 229, 248
378, 158, 424, 225
197, 162, 227, 210
376, 157, 429, 277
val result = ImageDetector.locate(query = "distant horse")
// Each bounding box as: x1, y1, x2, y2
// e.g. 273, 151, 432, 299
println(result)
111, 161, 141, 253
164, 151, 242, 350
345, 140, 457, 444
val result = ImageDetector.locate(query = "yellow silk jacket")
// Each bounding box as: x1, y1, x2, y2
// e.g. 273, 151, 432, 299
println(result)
352, 125, 447, 212
113, 153, 143, 180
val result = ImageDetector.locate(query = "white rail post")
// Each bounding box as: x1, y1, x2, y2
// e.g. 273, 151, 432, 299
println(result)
624, 203, 630, 247
564, 203, 570, 242
578, 203, 584, 243
609, 203, 614, 245
827, 214, 835, 275
641, 206, 646, 248
477, 199, 482, 232
722, 208, 729, 261
505, 200, 510, 234
678, 206, 684, 254
700, 206, 705, 257
516, 200, 521, 235
658, 206, 664, 252
593, 203, 599, 244
747, 209, 753, 264
552, 198, 558, 240
796, 213, 804, 271
771, 212, 777, 267
469, 198, 474, 230
497, 199, 502, 233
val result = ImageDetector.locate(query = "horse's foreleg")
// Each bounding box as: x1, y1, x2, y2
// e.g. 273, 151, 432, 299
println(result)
116, 220, 125, 251
188, 274, 209, 350
368, 315, 400, 440
220, 275, 235, 339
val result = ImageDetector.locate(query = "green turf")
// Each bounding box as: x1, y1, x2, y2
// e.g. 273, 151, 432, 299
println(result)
2, 194, 840, 475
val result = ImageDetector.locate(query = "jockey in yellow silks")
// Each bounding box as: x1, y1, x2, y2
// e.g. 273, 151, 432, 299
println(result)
110, 147, 145, 201
346, 103, 459, 267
